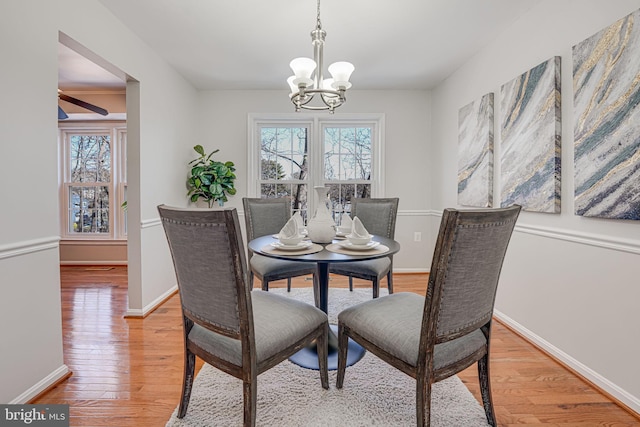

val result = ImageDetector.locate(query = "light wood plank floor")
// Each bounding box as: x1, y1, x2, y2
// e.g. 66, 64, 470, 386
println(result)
33, 266, 639, 426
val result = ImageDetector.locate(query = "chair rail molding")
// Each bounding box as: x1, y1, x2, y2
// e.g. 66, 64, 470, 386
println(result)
515, 223, 640, 255
426, 209, 445, 217
0, 236, 60, 260
397, 209, 431, 217
428, 210, 639, 255
141, 218, 162, 229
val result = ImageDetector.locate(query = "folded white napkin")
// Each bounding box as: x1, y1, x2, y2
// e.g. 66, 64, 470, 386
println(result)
339, 213, 353, 230
292, 211, 305, 230
351, 217, 370, 237
279, 217, 299, 238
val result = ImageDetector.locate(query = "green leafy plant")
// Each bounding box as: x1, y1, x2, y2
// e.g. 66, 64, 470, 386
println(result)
187, 145, 237, 207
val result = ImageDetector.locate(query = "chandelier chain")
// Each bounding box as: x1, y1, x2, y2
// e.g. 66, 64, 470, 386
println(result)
287, 0, 353, 113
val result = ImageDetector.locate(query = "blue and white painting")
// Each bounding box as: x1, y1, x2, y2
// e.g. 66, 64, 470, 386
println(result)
573, 9, 640, 220
458, 93, 494, 207
500, 56, 561, 213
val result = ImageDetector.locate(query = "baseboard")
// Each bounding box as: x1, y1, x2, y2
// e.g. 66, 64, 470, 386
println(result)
493, 310, 640, 417
11, 365, 71, 404
125, 285, 178, 318
60, 260, 127, 266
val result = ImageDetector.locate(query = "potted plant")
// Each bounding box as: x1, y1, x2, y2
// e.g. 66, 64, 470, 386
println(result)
186, 145, 237, 207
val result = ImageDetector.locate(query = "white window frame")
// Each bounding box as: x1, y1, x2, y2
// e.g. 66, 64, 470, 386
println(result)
248, 113, 385, 214
116, 128, 127, 238
58, 122, 127, 240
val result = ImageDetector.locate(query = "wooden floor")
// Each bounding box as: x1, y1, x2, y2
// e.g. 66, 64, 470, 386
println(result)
34, 266, 639, 426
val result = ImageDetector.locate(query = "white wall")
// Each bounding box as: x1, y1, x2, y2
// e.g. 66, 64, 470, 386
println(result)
9, 0, 637, 412
195, 89, 433, 271
0, 0, 198, 402
1, 0, 67, 404
430, 0, 640, 412
59, 241, 128, 265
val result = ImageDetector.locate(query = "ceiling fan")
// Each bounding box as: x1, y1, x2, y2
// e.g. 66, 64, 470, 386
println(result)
58, 90, 108, 120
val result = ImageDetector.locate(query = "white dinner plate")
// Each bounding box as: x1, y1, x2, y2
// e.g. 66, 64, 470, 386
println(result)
272, 231, 309, 239
270, 241, 313, 251
337, 240, 380, 251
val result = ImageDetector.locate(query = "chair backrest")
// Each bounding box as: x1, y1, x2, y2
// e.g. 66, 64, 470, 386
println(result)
423, 205, 521, 346
350, 198, 399, 238
243, 197, 292, 241
158, 205, 251, 340
243, 198, 292, 259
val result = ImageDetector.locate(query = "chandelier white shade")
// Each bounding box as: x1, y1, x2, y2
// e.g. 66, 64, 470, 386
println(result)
287, 0, 354, 112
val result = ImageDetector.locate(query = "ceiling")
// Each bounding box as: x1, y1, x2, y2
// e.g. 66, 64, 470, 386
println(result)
58, 43, 125, 91
59, 0, 540, 91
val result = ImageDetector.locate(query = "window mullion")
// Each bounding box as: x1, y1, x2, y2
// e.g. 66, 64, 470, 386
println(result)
310, 117, 323, 214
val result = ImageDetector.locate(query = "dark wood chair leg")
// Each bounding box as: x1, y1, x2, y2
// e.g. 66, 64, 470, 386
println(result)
287, 277, 292, 292
416, 376, 431, 427
317, 325, 329, 389
262, 279, 269, 291
249, 272, 255, 290
387, 270, 394, 294
348, 276, 353, 291
372, 278, 380, 299
478, 353, 497, 426
178, 349, 196, 418
243, 374, 257, 427
336, 323, 349, 389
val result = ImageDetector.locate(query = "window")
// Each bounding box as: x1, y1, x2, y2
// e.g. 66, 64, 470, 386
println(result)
259, 125, 311, 217
323, 125, 373, 218
59, 123, 127, 240
249, 114, 384, 222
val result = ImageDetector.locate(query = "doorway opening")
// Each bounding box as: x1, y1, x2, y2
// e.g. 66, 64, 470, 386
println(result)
58, 33, 128, 266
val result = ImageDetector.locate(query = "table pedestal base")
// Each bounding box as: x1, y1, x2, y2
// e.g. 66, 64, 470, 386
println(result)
289, 325, 366, 370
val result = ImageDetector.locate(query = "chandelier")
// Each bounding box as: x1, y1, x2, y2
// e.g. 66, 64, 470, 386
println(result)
287, 0, 354, 113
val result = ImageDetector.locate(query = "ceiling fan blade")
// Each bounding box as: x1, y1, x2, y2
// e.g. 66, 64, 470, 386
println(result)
58, 106, 69, 120
59, 93, 108, 116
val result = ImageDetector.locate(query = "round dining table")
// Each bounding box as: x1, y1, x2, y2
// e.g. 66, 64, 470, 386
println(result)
248, 234, 401, 370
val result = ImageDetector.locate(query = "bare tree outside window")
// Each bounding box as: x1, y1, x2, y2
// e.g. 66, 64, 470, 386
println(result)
324, 126, 372, 222
69, 135, 111, 234
260, 127, 310, 219
258, 123, 373, 225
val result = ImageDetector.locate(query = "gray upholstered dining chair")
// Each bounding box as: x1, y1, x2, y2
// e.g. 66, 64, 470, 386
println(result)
243, 197, 317, 293
336, 205, 521, 427
158, 205, 329, 427
330, 197, 399, 298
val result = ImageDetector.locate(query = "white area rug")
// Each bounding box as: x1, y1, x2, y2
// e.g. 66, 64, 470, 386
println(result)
165, 287, 490, 427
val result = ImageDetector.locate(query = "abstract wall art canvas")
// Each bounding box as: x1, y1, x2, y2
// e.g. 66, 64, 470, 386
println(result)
573, 8, 640, 220
500, 56, 561, 213
458, 93, 494, 207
